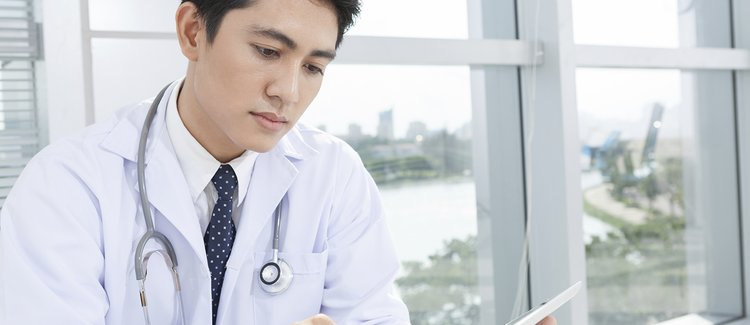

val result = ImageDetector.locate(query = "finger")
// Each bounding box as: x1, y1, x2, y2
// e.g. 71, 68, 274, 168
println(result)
310, 314, 335, 325
294, 314, 335, 325
537, 316, 557, 325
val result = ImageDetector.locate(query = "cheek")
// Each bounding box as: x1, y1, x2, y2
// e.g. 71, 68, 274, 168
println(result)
204, 69, 268, 110
203, 43, 261, 88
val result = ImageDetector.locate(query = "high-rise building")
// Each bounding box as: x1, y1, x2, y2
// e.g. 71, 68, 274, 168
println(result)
377, 108, 394, 141
406, 121, 427, 142
347, 123, 363, 141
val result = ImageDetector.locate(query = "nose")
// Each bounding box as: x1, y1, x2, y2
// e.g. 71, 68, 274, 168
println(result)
266, 62, 301, 108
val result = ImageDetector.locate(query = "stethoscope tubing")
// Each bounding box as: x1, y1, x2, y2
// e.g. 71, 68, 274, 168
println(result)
135, 84, 178, 282
135, 84, 186, 325
272, 199, 282, 262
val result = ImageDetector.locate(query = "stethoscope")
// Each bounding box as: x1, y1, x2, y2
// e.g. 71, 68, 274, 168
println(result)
134, 84, 293, 324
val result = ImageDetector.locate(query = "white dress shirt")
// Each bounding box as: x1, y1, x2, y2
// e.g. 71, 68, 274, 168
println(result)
165, 79, 258, 234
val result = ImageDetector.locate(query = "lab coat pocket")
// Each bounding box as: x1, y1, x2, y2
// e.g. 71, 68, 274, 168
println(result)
252, 250, 328, 324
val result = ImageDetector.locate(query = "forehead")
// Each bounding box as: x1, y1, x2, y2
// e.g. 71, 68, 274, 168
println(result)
220, 0, 338, 49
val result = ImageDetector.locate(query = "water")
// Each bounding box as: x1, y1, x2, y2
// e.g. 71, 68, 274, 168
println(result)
380, 177, 616, 263
380, 179, 477, 263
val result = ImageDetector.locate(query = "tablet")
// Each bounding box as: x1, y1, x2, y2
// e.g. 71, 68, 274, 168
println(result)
505, 281, 582, 325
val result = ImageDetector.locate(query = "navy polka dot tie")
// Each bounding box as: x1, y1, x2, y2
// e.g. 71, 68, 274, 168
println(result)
204, 164, 238, 324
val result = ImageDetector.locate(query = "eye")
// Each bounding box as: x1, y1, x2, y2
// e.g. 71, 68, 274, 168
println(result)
254, 45, 279, 59
304, 64, 324, 76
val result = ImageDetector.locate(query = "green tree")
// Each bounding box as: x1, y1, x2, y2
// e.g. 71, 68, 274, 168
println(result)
396, 236, 480, 325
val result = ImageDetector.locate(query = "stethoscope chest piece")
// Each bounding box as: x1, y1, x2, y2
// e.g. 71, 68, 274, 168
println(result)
259, 258, 293, 294
258, 196, 293, 295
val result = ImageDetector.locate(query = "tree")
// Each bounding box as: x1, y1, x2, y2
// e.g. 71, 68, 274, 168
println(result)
396, 236, 480, 325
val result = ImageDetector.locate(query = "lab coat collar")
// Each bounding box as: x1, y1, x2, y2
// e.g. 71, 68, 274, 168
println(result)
271, 125, 318, 161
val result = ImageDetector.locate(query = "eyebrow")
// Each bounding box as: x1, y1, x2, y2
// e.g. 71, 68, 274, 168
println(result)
249, 26, 337, 60
311, 49, 336, 60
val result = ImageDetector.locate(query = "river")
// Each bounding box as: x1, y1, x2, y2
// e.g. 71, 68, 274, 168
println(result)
379, 177, 617, 263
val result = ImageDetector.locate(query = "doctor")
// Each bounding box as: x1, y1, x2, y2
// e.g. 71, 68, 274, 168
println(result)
1, 1, 556, 325
2, 0, 413, 323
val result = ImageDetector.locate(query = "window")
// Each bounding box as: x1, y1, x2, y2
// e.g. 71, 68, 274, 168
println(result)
571, 1, 747, 323
577, 68, 744, 324
303, 64, 479, 323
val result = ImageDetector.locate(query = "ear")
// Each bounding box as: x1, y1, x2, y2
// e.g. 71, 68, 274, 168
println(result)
175, 2, 203, 62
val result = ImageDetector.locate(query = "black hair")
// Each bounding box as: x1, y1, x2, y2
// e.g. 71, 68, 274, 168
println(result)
180, 0, 361, 48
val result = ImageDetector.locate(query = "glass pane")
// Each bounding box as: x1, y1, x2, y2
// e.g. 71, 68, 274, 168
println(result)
348, 0, 468, 39
91, 38, 186, 122
89, 0, 177, 32
303, 65, 479, 324
577, 68, 744, 324
572, 0, 731, 48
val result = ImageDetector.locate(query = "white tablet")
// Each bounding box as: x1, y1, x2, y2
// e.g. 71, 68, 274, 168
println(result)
505, 281, 582, 325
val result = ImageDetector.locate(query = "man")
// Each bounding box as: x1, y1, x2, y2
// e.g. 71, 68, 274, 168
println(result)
0, 1, 556, 324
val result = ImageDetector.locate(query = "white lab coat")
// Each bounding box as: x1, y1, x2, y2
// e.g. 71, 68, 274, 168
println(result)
0, 81, 410, 324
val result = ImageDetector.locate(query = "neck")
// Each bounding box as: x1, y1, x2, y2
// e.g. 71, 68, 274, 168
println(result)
176, 75, 244, 163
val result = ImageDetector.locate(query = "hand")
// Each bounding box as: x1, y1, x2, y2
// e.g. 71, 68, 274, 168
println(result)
293, 314, 336, 325
538, 316, 557, 325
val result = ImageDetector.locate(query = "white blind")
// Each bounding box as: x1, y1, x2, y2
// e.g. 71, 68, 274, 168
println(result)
0, 0, 40, 207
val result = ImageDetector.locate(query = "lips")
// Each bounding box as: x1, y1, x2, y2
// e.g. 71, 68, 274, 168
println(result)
250, 111, 288, 132
250, 112, 287, 123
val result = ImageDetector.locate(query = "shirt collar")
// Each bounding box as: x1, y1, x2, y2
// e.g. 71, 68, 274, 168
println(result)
165, 78, 257, 205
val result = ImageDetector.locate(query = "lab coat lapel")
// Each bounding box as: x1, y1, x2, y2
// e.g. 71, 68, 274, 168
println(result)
99, 80, 208, 267
143, 132, 207, 266
217, 139, 300, 322
233, 150, 298, 266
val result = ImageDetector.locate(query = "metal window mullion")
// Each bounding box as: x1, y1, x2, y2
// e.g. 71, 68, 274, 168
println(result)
576, 45, 750, 70
467, 0, 529, 323
730, 1, 750, 324
518, 0, 588, 324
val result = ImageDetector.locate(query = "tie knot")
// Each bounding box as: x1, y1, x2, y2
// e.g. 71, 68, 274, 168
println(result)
212, 164, 238, 201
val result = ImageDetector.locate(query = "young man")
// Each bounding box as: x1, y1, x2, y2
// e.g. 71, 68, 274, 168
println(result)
1, 0, 412, 324
0, 1, 557, 324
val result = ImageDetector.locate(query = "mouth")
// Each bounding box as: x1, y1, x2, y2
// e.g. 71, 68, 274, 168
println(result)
250, 111, 288, 131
